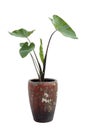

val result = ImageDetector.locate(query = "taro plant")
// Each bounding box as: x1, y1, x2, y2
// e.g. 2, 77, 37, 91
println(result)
9, 15, 78, 81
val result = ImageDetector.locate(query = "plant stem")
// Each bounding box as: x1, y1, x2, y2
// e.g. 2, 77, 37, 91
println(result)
33, 50, 42, 80
27, 37, 31, 43
27, 37, 42, 80
30, 53, 40, 79
42, 30, 57, 80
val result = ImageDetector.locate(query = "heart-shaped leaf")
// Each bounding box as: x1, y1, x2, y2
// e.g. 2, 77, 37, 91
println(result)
39, 39, 44, 63
19, 42, 35, 58
50, 15, 78, 39
9, 28, 35, 38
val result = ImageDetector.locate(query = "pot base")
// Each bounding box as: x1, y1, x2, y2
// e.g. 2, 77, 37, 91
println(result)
33, 111, 54, 123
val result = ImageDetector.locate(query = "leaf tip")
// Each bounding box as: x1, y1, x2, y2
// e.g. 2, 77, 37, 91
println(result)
49, 17, 53, 22
75, 36, 78, 39
9, 31, 12, 35
72, 34, 78, 39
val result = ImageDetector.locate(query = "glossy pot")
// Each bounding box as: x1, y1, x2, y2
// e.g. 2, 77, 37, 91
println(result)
28, 78, 58, 123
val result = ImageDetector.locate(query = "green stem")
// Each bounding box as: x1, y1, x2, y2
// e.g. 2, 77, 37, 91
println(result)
26, 37, 31, 43
33, 50, 43, 80
42, 30, 57, 80
27, 37, 42, 80
30, 53, 40, 79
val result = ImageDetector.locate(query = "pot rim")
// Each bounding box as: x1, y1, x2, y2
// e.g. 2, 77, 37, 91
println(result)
29, 78, 57, 83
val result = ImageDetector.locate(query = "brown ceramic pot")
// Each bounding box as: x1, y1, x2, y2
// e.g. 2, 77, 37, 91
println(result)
28, 78, 58, 123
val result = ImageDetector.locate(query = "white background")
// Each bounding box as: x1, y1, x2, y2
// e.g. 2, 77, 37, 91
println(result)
0, 0, 87, 129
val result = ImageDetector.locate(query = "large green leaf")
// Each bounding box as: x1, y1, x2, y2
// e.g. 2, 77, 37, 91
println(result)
50, 15, 78, 39
39, 39, 44, 63
9, 28, 35, 38
19, 42, 35, 58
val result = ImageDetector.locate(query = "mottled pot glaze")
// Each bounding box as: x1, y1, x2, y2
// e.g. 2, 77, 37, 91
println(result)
28, 78, 58, 123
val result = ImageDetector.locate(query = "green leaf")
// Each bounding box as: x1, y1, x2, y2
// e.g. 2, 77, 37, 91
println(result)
19, 42, 35, 58
39, 39, 44, 63
50, 15, 78, 39
9, 28, 35, 38
20, 43, 25, 47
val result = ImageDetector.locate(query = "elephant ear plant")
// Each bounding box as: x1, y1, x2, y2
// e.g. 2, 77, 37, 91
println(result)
9, 15, 78, 123
9, 15, 78, 81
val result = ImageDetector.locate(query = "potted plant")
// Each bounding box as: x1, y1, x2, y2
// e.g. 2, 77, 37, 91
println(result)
9, 15, 78, 123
